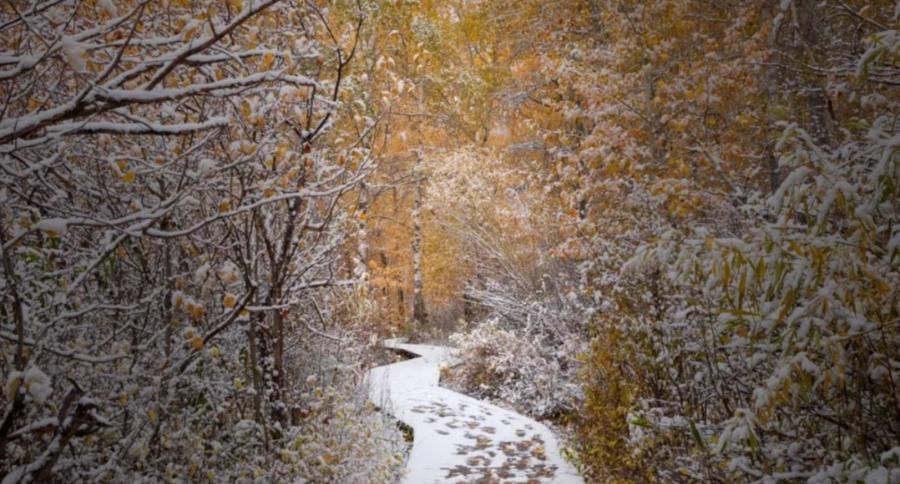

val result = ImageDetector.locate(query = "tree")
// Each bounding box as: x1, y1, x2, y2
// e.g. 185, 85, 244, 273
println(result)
0, 0, 390, 480
549, 0, 900, 480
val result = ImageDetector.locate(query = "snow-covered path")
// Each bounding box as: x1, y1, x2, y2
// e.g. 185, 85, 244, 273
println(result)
367, 339, 583, 484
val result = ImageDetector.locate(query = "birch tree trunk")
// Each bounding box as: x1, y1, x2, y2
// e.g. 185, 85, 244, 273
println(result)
354, 183, 370, 288
412, 154, 427, 324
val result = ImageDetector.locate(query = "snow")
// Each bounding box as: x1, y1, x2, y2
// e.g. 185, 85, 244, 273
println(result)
97, 0, 117, 16
888, 231, 900, 254
99, 72, 316, 103
865, 467, 889, 484
197, 158, 216, 177
24, 366, 52, 404
51, 117, 229, 136
367, 339, 583, 483
218, 261, 239, 283
61, 37, 86, 73
10, 417, 60, 439
34, 218, 69, 235
716, 238, 750, 253
1, 467, 24, 484
194, 262, 210, 283
769, 166, 812, 209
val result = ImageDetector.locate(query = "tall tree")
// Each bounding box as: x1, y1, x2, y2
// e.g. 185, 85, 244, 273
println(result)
0, 0, 380, 480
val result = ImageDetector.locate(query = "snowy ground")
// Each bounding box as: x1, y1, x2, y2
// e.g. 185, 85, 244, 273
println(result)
367, 339, 583, 484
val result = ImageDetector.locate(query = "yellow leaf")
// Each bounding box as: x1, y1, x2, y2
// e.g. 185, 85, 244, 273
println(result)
121, 170, 135, 183
190, 336, 204, 351
183, 24, 199, 42
240, 100, 252, 122
240, 142, 257, 155
274, 143, 288, 161
5, 376, 21, 400
259, 52, 275, 71
280, 450, 293, 463
223, 293, 237, 308
186, 301, 204, 321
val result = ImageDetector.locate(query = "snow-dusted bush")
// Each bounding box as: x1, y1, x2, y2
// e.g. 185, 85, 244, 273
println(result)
576, 26, 900, 480
281, 290, 408, 483
516, 1, 900, 480
450, 316, 582, 420
282, 382, 406, 483
422, 148, 591, 421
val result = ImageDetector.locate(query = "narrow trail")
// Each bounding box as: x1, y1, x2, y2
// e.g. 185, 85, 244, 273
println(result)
367, 339, 583, 484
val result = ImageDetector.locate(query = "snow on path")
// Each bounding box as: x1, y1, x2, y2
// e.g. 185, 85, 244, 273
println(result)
367, 339, 583, 484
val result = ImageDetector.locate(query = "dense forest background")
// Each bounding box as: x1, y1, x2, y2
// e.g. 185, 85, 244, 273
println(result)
1, 0, 898, 482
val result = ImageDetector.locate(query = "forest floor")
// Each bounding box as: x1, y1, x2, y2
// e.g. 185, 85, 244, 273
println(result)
367, 339, 583, 484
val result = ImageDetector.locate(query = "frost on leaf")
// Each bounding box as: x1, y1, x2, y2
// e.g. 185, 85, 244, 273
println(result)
60, 37, 87, 73
23, 366, 52, 404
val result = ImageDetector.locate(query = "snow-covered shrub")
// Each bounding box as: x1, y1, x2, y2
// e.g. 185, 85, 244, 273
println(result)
680, 116, 899, 480
423, 148, 591, 421
450, 317, 582, 420
575, 42, 900, 483
577, 115, 900, 480
540, 3, 900, 481
283, 382, 406, 483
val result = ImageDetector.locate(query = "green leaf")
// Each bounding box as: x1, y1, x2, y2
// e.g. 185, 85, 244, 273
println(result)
688, 418, 706, 451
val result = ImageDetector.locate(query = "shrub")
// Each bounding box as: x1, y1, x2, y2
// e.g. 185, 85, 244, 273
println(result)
449, 318, 582, 421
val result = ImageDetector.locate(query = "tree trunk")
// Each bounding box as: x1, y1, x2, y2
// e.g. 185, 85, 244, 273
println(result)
794, 0, 835, 146
271, 295, 285, 411
412, 154, 427, 324
354, 183, 370, 287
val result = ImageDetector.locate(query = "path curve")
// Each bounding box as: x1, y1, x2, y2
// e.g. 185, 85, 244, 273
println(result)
367, 339, 583, 483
